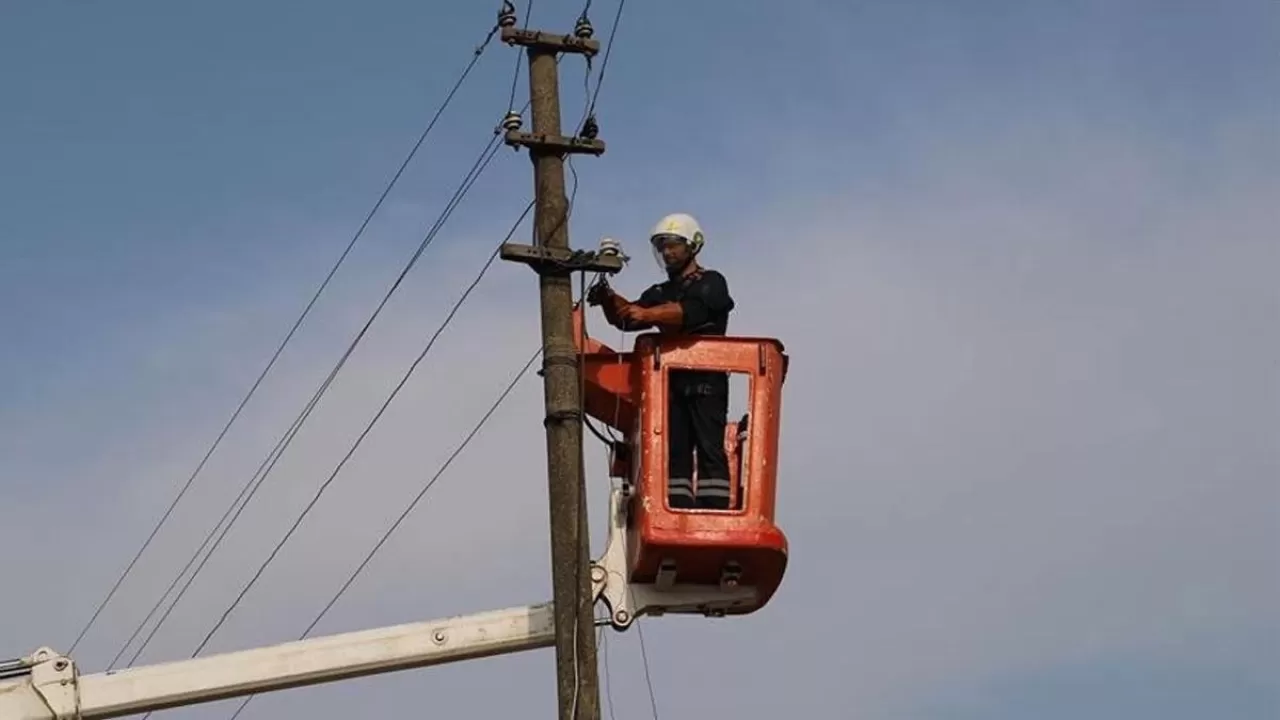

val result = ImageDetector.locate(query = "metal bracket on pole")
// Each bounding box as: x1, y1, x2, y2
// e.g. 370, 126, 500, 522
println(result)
499, 244, 625, 276
502, 130, 606, 156
499, 25, 605, 160
500, 27, 600, 56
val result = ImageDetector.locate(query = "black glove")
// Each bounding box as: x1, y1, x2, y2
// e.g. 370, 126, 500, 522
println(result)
586, 280, 612, 306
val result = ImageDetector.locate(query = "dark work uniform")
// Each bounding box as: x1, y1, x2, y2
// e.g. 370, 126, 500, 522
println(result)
634, 269, 735, 509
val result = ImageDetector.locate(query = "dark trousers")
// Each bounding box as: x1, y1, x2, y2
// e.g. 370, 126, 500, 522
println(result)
667, 380, 731, 510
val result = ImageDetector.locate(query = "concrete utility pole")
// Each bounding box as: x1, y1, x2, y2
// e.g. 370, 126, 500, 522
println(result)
497, 21, 619, 720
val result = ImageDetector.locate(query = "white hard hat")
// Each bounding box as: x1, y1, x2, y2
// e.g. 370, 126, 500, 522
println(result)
648, 213, 704, 270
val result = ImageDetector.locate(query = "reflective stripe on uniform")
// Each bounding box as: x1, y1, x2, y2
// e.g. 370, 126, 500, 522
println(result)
668, 477, 694, 499
696, 477, 731, 499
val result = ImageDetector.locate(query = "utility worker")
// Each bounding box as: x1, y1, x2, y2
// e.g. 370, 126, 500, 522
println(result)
587, 213, 735, 510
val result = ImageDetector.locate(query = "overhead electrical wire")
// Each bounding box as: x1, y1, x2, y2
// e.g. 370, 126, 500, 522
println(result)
592, 1, 662, 708
67, 0, 661, 715
506, 0, 533, 113
138, 1, 639, 714
586, 0, 625, 119
563, 41, 602, 716
183, 195, 538, 665
563, 2, 638, 716
637, 623, 660, 719
69, 15, 509, 659
221, 220, 543, 720
135, 198, 536, 720
577, 281, 664, 720
600, 626, 617, 720
113, 0, 550, 681
112, 119, 520, 671
225, 371, 546, 719
578, 285, 642, 720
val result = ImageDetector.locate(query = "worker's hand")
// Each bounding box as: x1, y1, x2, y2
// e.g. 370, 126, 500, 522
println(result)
617, 303, 649, 324
586, 280, 611, 307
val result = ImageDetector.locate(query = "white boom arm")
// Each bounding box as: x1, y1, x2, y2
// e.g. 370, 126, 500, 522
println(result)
0, 604, 554, 720
0, 488, 756, 720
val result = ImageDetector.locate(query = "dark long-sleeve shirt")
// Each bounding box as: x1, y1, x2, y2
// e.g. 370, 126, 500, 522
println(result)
635, 268, 735, 395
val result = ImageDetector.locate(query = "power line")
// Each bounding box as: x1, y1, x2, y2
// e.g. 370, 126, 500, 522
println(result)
135, 198, 534, 720
565, 5, 631, 713
68, 17, 508, 658
506, 0, 534, 113
636, 622, 659, 719
599, 619, 617, 720
586, 0, 626, 119
184, 197, 536, 664
112, 126, 513, 671
225, 342, 543, 720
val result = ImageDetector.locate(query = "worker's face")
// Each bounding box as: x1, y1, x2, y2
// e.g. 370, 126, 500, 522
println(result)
652, 235, 693, 273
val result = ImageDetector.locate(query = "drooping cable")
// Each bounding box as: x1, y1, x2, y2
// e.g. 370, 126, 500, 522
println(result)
565, 6, 638, 711
115, 128, 512, 671
183, 196, 537, 663
224, 351, 541, 720
637, 621, 660, 719
600, 624, 617, 720
69, 15, 508, 658
586, 0, 626, 119
506, 0, 534, 113
570, 270, 589, 720
220, 213, 540, 717
558, 124, 603, 720
135, 198, 536, 720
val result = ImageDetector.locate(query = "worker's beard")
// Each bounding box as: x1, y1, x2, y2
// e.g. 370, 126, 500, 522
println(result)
651, 238, 694, 276
664, 255, 694, 279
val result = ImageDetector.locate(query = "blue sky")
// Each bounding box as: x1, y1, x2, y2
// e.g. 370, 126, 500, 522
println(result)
1, 1, 1277, 718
